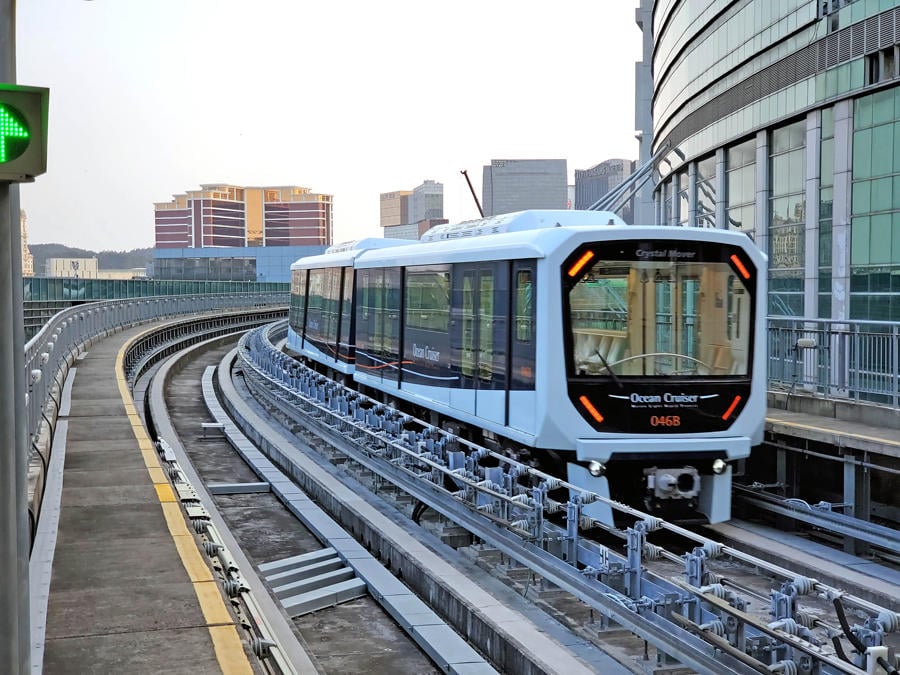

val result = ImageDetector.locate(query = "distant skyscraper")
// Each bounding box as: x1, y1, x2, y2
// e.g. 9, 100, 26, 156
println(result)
481, 159, 567, 217
409, 180, 443, 224
574, 159, 636, 223
379, 190, 411, 227
20, 209, 33, 276
154, 183, 332, 249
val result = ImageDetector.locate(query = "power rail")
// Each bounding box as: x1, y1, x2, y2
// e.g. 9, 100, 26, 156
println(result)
239, 321, 900, 675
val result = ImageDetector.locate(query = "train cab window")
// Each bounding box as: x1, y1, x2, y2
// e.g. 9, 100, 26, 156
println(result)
566, 243, 753, 378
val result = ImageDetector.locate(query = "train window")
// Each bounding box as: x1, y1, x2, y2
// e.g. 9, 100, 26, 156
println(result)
478, 272, 494, 382
461, 272, 475, 377
338, 268, 353, 359
405, 267, 450, 331
515, 269, 533, 343
306, 268, 325, 342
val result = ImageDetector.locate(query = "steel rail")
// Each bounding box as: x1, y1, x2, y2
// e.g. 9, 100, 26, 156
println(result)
240, 363, 759, 675
241, 323, 900, 672
733, 485, 900, 553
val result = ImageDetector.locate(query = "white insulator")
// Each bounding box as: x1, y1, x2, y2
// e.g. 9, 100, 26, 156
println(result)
643, 543, 662, 560
509, 519, 529, 530
580, 491, 598, 504
794, 612, 816, 628
877, 611, 900, 633
700, 583, 727, 599
791, 576, 817, 595
30, 369, 42, 384
543, 478, 563, 490
477, 503, 495, 514
511, 494, 532, 505
699, 620, 725, 637
579, 516, 599, 529
705, 572, 722, 584
703, 541, 723, 559
770, 618, 799, 636
642, 516, 662, 532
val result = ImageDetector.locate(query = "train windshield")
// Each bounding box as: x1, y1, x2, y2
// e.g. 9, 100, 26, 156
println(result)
567, 241, 754, 378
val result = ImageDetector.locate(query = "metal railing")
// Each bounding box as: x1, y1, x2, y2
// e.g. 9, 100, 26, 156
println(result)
767, 317, 900, 407
24, 292, 287, 472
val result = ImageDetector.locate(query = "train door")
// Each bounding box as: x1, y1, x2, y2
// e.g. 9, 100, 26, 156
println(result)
451, 263, 507, 423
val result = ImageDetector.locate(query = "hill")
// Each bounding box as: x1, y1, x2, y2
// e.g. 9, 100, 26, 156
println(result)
29, 244, 153, 273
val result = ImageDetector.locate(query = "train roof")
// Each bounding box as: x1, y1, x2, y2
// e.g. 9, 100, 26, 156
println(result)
290, 237, 408, 269
356, 219, 765, 269
420, 210, 624, 241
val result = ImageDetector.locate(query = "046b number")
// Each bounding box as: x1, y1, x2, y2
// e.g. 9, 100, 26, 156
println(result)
650, 415, 681, 427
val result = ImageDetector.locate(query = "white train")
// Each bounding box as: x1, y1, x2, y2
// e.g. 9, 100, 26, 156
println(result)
288, 210, 768, 523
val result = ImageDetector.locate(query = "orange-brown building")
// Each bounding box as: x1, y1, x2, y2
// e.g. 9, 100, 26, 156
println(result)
154, 183, 332, 249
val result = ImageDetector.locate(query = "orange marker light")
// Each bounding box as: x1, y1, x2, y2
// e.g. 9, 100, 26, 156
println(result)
568, 250, 595, 277
722, 395, 742, 420
578, 395, 604, 423
730, 254, 751, 280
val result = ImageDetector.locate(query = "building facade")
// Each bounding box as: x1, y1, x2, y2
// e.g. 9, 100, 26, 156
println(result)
642, 0, 900, 322
154, 184, 332, 249
409, 180, 444, 224
45, 257, 99, 278
152, 244, 325, 283
481, 159, 567, 217
574, 158, 637, 222
379, 190, 412, 227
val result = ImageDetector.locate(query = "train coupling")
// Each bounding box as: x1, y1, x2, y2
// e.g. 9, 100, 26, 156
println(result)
644, 466, 700, 501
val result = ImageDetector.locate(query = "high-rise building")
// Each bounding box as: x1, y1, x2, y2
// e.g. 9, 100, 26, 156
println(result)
379, 191, 412, 227
574, 159, 636, 223
154, 184, 332, 249
380, 181, 445, 239
482, 159, 567, 217
20, 209, 33, 277
642, 0, 900, 322
410, 180, 444, 224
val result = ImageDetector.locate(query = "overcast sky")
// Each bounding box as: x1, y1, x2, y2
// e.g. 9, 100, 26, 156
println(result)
17, 1, 643, 251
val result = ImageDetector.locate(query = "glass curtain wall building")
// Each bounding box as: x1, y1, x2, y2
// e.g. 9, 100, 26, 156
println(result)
643, 0, 900, 322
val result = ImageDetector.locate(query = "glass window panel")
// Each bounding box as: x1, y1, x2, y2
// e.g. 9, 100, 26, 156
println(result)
788, 151, 806, 192
697, 155, 716, 181
771, 154, 790, 193
894, 213, 900, 259
852, 182, 870, 214
871, 177, 892, 212
872, 88, 894, 125
855, 95, 873, 130
870, 213, 892, 264
728, 138, 756, 168
871, 124, 894, 176
853, 128, 872, 179
819, 219, 833, 267
851, 216, 870, 265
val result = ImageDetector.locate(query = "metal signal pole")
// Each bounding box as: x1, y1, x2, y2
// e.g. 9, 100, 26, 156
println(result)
0, 0, 31, 671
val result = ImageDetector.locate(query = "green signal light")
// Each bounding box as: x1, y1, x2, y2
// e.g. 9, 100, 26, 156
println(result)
0, 103, 30, 163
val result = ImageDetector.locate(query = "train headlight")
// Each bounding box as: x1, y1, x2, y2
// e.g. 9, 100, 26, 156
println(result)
588, 461, 606, 477
712, 459, 727, 475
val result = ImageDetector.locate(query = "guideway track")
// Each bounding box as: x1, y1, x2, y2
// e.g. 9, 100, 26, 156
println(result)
241, 320, 900, 675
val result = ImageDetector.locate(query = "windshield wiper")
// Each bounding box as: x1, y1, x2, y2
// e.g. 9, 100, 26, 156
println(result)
594, 349, 623, 389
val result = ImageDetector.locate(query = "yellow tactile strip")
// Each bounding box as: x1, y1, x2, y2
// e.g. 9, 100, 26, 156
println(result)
116, 335, 252, 675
